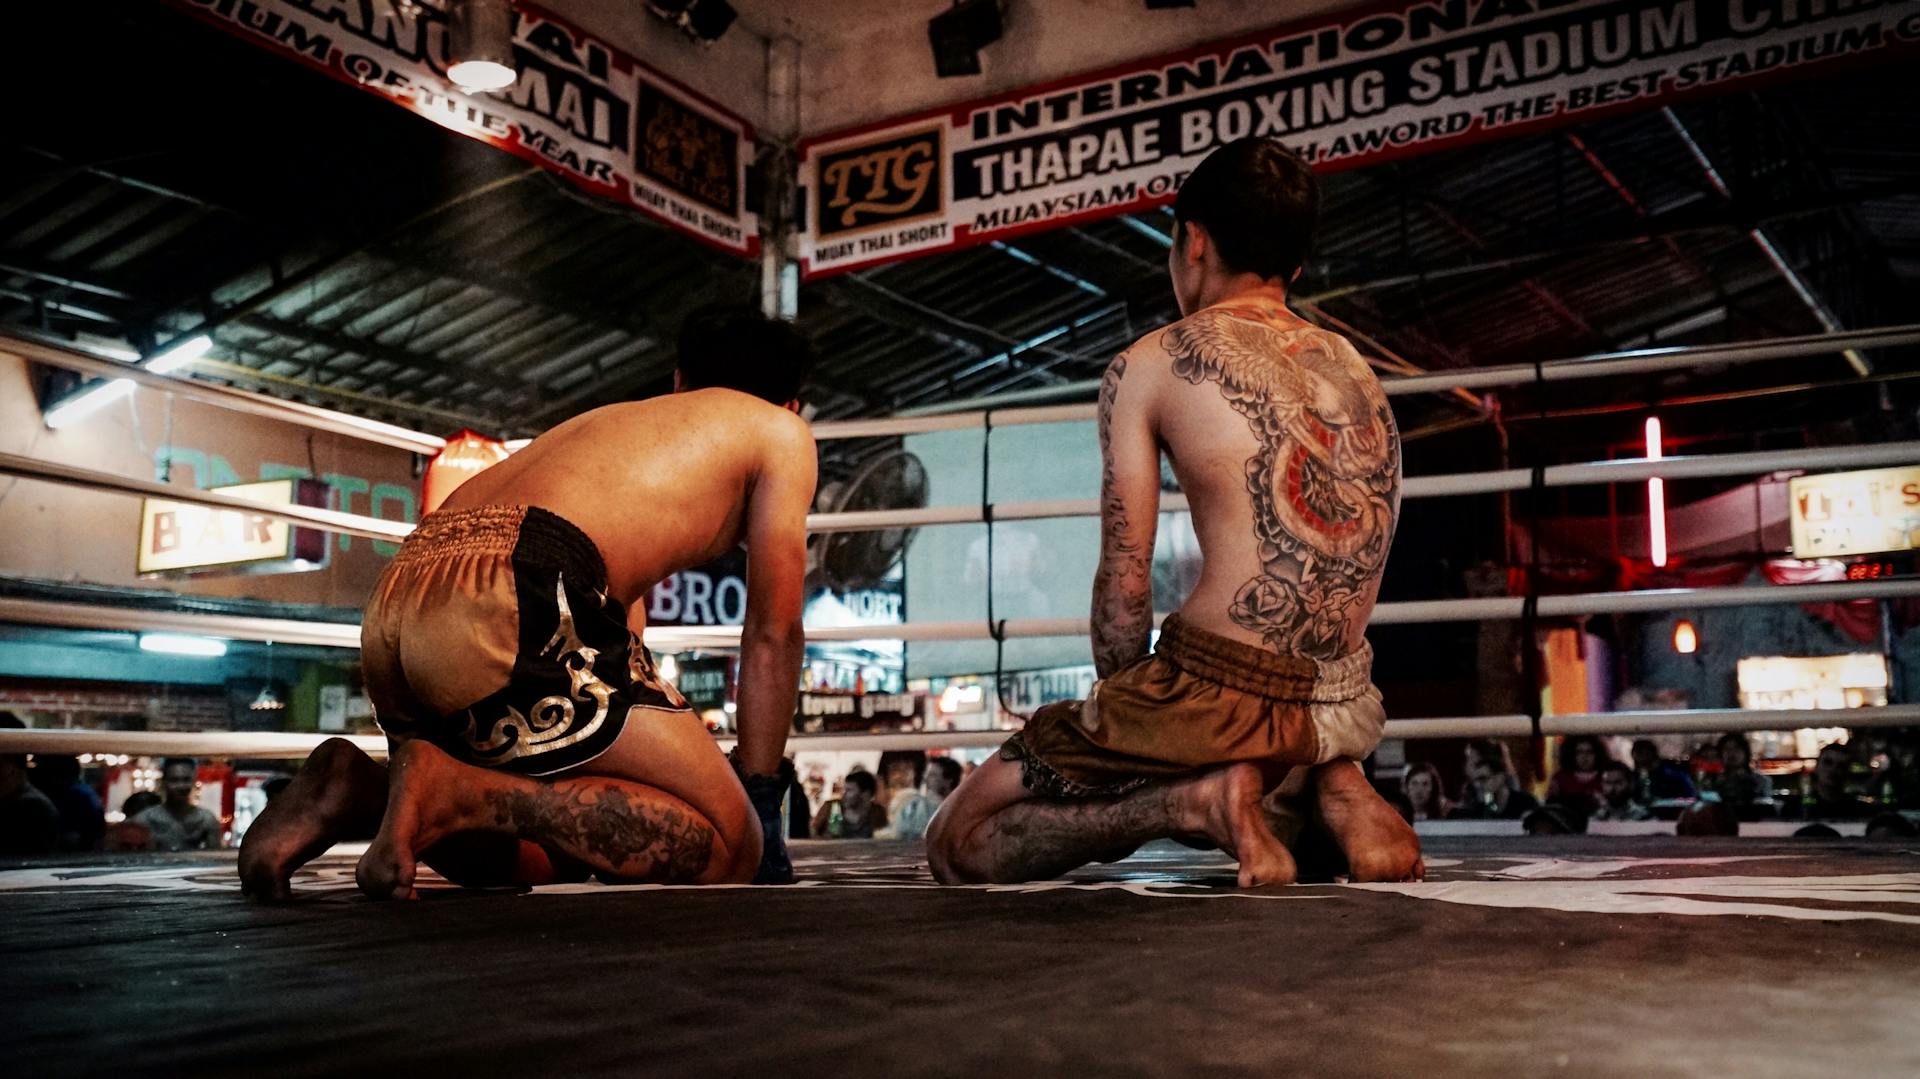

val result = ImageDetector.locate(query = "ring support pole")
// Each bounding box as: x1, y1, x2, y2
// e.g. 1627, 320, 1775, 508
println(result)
7, 704, 1918, 759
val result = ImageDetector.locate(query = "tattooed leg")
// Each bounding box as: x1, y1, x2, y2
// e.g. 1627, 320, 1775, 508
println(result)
356, 740, 734, 900
928, 755, 1296, 888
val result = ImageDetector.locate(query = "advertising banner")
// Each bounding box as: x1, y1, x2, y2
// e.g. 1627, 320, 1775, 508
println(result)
798, 0, 1920, 277
136, 478, 332, 577
166, 0, 758, 256
1790, 464, 1920, 559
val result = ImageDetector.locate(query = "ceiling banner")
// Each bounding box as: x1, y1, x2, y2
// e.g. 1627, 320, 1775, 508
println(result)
166, 0, 759, 257
798, 0, 1920, 278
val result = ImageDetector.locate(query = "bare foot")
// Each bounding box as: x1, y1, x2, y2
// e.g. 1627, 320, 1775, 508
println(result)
1172, 763, 1298, 888
356, 740, 467, 901
238, 738, 385, 902
1310, 760, 1423, 883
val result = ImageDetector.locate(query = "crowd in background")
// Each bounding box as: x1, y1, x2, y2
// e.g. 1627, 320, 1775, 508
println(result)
1400, 729, 1920, 838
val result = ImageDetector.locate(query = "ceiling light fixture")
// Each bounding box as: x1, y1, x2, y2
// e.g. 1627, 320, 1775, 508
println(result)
139, 633, 230, 658
43, 335, 214, 430
448, 0, 518, 92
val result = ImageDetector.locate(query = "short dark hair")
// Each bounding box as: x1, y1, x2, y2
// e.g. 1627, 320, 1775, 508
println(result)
1600, 761, 1632, 779
161, 757, 198, 774
842, 769, 877, 796
676, 305, 813, 405
1173, 137, 1319, 281
927, 757, 963, 789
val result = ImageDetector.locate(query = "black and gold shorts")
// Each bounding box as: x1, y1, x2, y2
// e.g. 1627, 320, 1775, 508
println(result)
361, 505, 686, 776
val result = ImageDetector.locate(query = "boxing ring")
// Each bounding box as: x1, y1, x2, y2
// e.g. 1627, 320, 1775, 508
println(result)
6, 331, 1920, 1078
5, 326, 1920, 759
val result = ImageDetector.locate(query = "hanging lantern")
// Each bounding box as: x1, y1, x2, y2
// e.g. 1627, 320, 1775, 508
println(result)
1673, 619, 1698, 655
424, 429, 512, 513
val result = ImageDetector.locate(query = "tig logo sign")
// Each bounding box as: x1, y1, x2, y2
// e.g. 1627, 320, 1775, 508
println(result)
814, 126, 946, 240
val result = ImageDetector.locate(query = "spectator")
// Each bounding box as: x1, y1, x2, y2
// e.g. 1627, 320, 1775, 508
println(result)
131, 758, 224, 851
1523, 803, 1585, 835
1449, 754, 1539, 820
1630, 739, 1696, 804
1592, 762, 1651, 822
120, 790, 162, 818
0, 713, 58, 856
1460, 738, 1523, 809
1547, 736, 1610, 814
812, 769, 887, 839
1793, 823, 1841, 838
102, 792, 162, 852
876, 751, 925, 811
1401, 761, 1450, 822
887, 757, 961, 841
30, 754, 105, 852
1788, 743, 1874, 821
1711, 733, 1774, 819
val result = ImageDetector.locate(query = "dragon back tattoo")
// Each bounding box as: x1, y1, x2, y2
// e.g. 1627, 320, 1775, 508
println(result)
1162, 309, 1399, 659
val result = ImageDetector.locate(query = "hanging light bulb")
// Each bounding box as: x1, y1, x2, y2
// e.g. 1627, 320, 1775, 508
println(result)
1673, 619, 1698, 655
448, 0, 518, 92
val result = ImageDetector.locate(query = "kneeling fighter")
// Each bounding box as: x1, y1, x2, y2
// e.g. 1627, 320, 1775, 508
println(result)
240, 309, 816, 899
928, 138, 1421, 887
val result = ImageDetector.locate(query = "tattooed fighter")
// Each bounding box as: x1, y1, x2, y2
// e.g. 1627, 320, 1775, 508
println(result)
239, 309, 817, 899
929, 138, 1420, 887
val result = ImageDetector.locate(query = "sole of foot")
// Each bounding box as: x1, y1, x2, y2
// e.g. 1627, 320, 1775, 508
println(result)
1176, 763, 1299, 888
238, 737, 382, 902
1310, 761, 1423, 883
355, 740, 460, 901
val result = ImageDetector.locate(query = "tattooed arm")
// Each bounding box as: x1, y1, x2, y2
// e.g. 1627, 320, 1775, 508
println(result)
1091, 352, 1160, 678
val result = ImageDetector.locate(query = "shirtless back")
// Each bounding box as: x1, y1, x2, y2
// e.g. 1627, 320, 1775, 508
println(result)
1106, 300, 1399, 662
437, 390, 816, 615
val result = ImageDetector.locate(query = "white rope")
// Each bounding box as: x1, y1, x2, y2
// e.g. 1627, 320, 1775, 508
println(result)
6, 578, 1916, 652
810, 324, 1920, 441
3, 335, 447, 456
0, 452, 412, 542
12, 439, 1913, 541
7, 704, 1915, 759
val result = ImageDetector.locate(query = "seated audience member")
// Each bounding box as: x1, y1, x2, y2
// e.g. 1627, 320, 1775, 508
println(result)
1459, 738, 1523, 809
121, 790, 162, 818
888, 757, 962, 841
1865, 812, 1918, 840
131, 757, 224, 851
0, 714, 58, 856
1401, 761, 1450, 822
876, 751, 925, 815
1711, 733, 1774, 819
31, 754, 105, 852
812, 769, 887, 839
1449, 749, 1540, 820
1676, 802, 1739, 837
1591, 762, 1651, 822
1787, 743, 1875, 821
1547, 736, 1610, 814
1630, 739, 1697, 804
1793, 823, 1841, 839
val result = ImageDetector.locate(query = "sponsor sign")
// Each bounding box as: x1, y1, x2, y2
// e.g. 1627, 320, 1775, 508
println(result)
795, 691, 927, 734
165, 0, 757, 255
1790, 465, 1920, 558
998, 665, 1097, 711
649, 550, 907, 629
674, 657, 732, 710
799, 0, 1920, 276
136, 479, 331, 577
1736, 653, 1889, 711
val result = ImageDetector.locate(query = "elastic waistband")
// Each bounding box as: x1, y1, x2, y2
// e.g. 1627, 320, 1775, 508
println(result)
1155, 614, 1372, 703
392, 505, 606, 589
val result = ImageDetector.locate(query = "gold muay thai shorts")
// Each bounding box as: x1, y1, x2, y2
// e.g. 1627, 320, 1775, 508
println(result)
361, 505, 686, 777
1000, 614, 1385, 798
